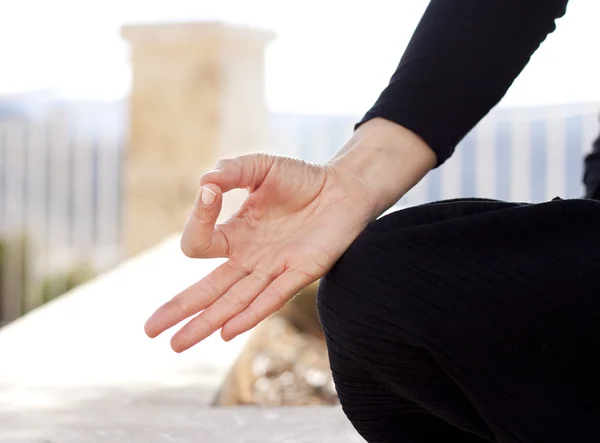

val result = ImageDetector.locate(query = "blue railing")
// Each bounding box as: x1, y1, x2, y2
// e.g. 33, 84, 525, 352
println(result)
274, 102, 600, 208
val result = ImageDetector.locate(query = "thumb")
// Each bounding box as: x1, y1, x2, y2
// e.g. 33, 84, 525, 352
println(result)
201, 153, 275, 193
180, 184, 228, 258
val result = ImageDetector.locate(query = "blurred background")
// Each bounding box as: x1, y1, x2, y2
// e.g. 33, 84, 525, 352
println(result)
0, 0, 599, 407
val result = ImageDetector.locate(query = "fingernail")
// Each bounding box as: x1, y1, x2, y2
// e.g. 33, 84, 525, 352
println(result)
201, 187, 217, 206
206, 169, 222, 174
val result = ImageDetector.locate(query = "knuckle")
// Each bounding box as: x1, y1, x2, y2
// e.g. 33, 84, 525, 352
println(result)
214, 158, 231, 170
172, 296, 189, 316
190, 203, 213, 224
202, 277, 220, 299
181, 229, 214, 259
214, 157, 240, 175
255, 152, 275, 171
227, 260, 252, 278
264, 282, 285, 306
180, 238, 200, 258
244, 304, 261, 326
222, 291, 247, 310
251, 270, 273, 286
201, 314, 217, 334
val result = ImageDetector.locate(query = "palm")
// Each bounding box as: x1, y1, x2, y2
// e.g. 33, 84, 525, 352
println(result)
224, 159, 362, 272
145, 155, 378, 352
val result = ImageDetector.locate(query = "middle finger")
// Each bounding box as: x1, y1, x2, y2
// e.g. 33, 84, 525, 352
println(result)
170, 269, 277, 352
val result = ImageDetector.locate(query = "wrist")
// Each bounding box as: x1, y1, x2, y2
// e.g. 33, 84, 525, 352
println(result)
326, 118, 436, 217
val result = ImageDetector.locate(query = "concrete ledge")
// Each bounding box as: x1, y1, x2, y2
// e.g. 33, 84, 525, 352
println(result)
0, 237, 365, 442
1, 406, 363, 443
0, 235, 250, 412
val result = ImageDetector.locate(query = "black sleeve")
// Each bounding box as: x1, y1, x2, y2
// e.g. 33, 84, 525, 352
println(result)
357, 0, 569, 166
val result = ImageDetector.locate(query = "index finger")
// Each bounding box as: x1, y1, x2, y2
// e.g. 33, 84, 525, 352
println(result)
144, 261, 245, 338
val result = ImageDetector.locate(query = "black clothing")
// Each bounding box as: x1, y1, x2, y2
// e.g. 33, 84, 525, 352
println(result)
318, 198, 600, 443
357, 0, 569, 167
324, 1, 600, 442
584, 127, 600, 198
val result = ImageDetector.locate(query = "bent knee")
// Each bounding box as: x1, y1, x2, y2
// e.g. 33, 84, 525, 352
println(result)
317, 225, 401, 353
316, 216, 447, 350
316, 228, 374, 324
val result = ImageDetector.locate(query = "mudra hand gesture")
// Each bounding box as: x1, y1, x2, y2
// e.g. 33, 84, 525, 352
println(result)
144, 153, 376, 352
144, 119, 434, 352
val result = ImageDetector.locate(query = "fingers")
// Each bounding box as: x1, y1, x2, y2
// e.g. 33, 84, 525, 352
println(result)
201, 153, 275, 193
181, 154, 275, 259
221, 270, 315, 342
180, 184, 228, 258
170, 268, 277, 352
144, 261, 246, 338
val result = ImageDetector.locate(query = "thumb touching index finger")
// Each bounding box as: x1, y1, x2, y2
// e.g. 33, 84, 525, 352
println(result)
201, 154, 275, 193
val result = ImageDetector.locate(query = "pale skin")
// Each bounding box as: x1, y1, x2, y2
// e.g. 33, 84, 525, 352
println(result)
144, 118, 437, 353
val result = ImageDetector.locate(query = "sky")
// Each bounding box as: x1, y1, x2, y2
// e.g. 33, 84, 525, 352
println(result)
0, 0, 599, 114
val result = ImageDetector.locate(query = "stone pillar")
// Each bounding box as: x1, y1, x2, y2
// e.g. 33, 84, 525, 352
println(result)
121, 22, 275, 256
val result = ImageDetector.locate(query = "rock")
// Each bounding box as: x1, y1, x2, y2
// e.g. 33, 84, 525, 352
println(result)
215, 314, 338, 406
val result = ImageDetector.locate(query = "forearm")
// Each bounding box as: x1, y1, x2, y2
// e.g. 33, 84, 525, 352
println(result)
327, 118, 436, 217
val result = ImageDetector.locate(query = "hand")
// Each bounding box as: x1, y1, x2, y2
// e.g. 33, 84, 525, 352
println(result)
144, 153, 380, 352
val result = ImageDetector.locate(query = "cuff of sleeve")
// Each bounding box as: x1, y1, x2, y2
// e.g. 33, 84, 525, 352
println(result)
354, 111, 454, 169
